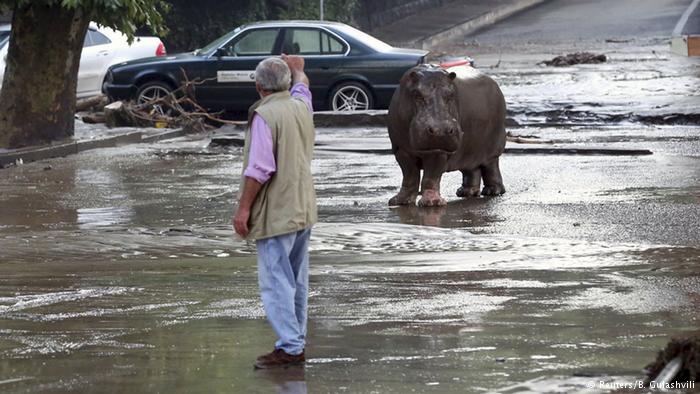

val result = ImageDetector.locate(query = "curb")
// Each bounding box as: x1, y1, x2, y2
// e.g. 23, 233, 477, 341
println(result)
313, 111, 388, 128
0, 129, 183, 168
417, 0, 547, 49
141, 128, 187, 143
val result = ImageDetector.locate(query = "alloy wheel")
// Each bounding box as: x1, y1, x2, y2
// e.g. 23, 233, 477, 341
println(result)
332, 85, 370, 111
137, 84, 172, 116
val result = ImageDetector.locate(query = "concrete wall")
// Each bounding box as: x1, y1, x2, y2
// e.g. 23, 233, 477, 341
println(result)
355, 0, 450, 31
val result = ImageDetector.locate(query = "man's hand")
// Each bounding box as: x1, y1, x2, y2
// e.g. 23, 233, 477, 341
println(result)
233, 207, 250, 238
234, 177, 264, 238
281, 54, 304, 73
281, 54, 309, 86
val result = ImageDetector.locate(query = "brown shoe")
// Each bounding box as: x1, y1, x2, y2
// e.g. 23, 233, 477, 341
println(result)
254, 349, 305, 369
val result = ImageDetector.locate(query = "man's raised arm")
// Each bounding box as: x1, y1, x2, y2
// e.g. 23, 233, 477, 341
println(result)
282, 54, 312, 113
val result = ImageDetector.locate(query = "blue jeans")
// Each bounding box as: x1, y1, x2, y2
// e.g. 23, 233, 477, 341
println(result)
256, 228, 311, 355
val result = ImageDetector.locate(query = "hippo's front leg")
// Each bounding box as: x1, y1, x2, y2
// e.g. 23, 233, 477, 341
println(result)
389, 149, 420, 206
418, 154, 449, 207
456, 167, 482, 197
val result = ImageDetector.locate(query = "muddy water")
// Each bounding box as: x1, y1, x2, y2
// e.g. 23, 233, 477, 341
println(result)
0, 238, 698, 392
1, 123, 699, 392
0, 233, 698, 392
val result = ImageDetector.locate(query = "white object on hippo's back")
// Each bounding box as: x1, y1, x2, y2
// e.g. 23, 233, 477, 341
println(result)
444, 64, 480, 80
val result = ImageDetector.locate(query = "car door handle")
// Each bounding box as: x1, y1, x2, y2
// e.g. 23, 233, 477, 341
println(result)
98, 50, 109, 56
320, 65, 330, 70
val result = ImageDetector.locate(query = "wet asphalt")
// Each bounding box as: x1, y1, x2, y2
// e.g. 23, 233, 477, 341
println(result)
1, 0, 700, 392
0, 119, 698, 392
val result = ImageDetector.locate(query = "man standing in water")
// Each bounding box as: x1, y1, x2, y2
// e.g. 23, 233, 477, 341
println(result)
233, 54, 316, 369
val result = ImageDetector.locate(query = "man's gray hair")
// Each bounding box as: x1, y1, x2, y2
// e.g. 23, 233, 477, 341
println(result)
255, 57, 291, 92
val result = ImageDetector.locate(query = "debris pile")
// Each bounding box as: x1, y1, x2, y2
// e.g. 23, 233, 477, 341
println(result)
78, 70, 238, 133
645, 333, 700, 386
541, 52, 607, 67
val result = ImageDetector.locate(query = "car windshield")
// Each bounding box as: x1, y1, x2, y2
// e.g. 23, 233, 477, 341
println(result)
196, 27, 241, 55
332, 24, 393, 52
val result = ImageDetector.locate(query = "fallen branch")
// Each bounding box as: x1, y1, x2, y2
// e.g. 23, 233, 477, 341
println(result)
506, 132, 553, 144
82, 112, 106, 124
540, 52, 606, 67
506, 135, 552, 144
76, 94, 109, 112
105, 68, 241, 132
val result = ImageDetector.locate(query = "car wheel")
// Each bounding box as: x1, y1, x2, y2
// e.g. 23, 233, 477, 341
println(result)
330, 82, 372, 112
136, 81, 174, 116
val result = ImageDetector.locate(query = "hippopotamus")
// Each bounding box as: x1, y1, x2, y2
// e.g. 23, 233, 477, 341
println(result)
388, 64, 507, 207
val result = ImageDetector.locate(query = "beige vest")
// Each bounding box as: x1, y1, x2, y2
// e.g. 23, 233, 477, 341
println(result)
239, 90, 317, 240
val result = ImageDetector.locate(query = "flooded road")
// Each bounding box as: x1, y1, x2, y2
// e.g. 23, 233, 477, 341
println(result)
0, 241, 698, 392
1, 120, 699, 392
2, 1, 700, 388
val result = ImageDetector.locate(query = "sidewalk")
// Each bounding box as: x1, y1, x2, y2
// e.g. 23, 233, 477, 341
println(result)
0, 122, 186, 168
0, 113, 389, 168
371, 0, 547, 48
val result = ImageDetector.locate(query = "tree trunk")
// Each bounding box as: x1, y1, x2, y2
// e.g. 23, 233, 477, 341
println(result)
0, 4, 90, 149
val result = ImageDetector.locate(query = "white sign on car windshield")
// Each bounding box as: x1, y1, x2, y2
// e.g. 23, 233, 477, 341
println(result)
217, 70, 255, 83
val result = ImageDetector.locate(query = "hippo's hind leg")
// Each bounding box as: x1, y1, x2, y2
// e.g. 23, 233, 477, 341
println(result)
456, 168, 481, 197
480, 158, 506, 196
389, 149, 420, 206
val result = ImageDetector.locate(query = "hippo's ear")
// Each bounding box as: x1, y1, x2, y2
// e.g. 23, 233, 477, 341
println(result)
448, 72, 457, 80
402, 70, 421, 86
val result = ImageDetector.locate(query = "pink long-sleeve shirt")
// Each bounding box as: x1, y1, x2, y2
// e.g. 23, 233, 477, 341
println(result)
243, 83, 313, 184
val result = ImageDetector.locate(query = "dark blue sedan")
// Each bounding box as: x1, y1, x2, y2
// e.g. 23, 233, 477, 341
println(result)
103, 21, 428, 112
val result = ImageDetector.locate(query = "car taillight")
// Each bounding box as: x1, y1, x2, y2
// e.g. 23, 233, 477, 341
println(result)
156, 42, 166, 57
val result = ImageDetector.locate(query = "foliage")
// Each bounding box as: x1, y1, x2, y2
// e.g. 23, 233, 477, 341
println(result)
161, 0, 266, 52
0, 0, 364, 52
0, 0, 169, 41
161, 0, 359, 53
277, 0, 359, 23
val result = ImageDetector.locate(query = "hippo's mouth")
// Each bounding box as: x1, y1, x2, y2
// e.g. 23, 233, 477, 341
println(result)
413, 148, 459, 155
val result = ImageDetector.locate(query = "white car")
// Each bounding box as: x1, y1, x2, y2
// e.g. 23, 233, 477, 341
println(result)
0, 23, 166, 98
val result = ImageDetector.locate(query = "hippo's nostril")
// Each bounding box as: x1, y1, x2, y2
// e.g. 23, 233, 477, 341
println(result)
428, 127, 436, 135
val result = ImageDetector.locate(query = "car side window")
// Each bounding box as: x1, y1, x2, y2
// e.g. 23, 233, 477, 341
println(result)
227, 28, 280, 56
323, 31, 344, 54
89, 30, 112, 46
282, 28, 345, 55
83, 32, 93, 48
83, 30, 111, 47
